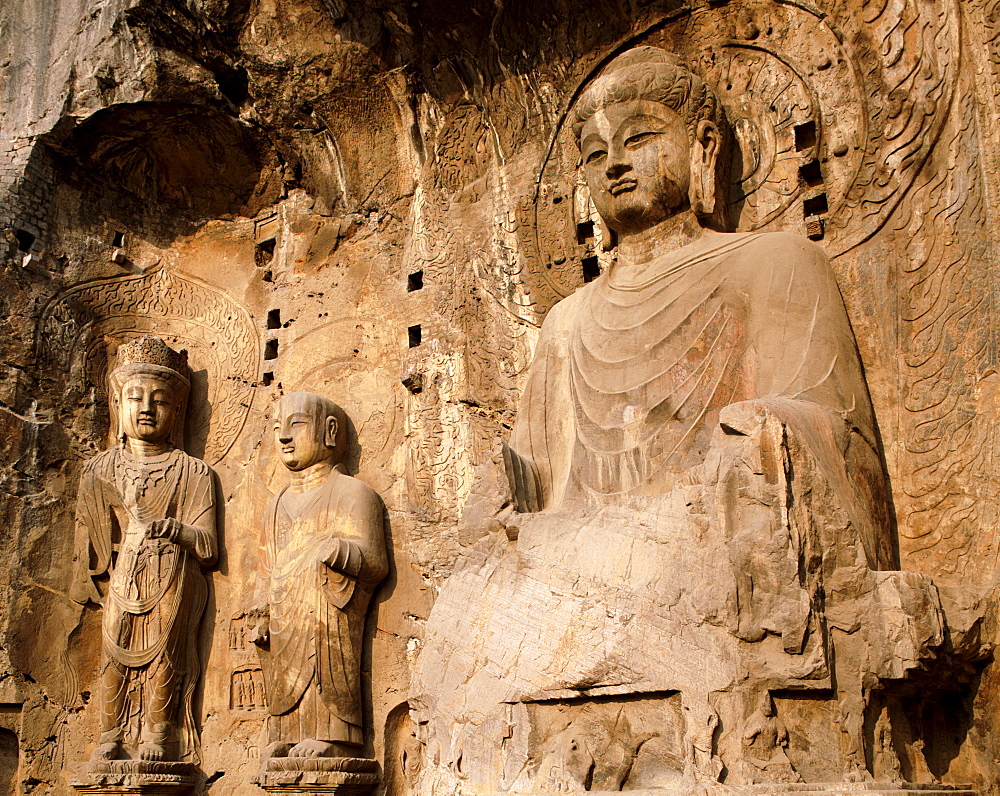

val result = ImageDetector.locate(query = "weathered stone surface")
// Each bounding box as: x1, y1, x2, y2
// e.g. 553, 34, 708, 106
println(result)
0, 0, 999, 794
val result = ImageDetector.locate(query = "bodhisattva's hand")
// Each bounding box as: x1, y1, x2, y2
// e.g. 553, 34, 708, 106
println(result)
147, 518, 197, 550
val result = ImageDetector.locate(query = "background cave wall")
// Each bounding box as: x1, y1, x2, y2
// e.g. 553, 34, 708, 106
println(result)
0, 0, 998, 792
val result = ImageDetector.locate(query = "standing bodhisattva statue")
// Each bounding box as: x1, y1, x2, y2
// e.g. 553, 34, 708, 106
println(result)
73, 336, 217, 763
251, 392, 388, 760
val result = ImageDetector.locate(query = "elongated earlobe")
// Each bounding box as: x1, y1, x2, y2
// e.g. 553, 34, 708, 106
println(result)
690, 120, 720, 217
325, 416, 338, 449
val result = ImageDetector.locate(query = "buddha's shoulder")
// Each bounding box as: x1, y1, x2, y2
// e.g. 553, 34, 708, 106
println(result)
543, 280, 594, 327
732, 231, 830, 267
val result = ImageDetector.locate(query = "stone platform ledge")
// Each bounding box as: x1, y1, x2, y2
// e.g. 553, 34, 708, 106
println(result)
254, 756, 380, 795
68, 760, 196, 795
504, 785, 976, 796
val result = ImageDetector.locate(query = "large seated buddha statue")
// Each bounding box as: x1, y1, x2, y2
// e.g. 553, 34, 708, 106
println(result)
412, 47, 968, 794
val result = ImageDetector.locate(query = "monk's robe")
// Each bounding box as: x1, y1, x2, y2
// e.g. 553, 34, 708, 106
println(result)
509, 230, 894, 570
255, 464, 387, 746
76, 446, 217, 755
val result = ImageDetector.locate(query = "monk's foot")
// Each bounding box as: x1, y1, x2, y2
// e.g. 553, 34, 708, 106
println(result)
288, 739, 337, 758
91, 741, 125, 761
139, 742, 167, 761
265, 741, 293, 759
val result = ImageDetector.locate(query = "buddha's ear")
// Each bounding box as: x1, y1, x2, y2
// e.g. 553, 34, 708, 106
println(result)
324, 415, 339, 449
689, 120, 720, 217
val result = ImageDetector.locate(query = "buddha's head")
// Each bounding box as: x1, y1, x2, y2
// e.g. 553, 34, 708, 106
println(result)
573, 46, 729, 237
274, 391, 346, 472
109, 336, 190, 449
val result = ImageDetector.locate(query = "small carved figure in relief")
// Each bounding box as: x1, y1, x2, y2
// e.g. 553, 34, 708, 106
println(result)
739, 693, 801, 784
72, 336, 217, 763
873, 709, 902, 784
682, 698, 723, 781
251, 392, 388, 759
532, 729, 594, 793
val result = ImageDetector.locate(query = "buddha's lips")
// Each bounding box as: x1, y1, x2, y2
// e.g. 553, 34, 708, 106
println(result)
609, 179, 637, 195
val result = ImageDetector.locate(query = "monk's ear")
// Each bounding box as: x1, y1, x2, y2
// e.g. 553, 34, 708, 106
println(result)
689, 120, 720, 217
324, 416, 338, 449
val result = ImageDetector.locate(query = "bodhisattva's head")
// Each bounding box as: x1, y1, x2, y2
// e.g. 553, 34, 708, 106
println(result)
109, 337, 191, 450
274, 392, 347, 472
119, 374, 182, 445
573, 46, 728, 237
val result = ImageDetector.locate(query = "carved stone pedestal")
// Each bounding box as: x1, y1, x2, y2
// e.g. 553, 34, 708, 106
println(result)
68, 761, 196, 795
254, 756, 381, 795
505, 785, 978, 796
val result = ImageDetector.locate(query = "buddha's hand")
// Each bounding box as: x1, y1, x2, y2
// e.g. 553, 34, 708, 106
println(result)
502, 441, 543, 514
247, 605, 270, 646
718, 399, 778, 437
705, 399, 789, 493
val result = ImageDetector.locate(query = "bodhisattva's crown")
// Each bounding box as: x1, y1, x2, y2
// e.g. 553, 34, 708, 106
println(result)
114, 336, 189, 377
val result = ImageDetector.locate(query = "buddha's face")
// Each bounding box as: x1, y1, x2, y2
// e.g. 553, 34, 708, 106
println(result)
581, 99, 698, 235
120, 374, 179, 445
274, 394, 336, 472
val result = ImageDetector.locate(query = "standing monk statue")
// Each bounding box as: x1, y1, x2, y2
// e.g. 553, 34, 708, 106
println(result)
73, 336, 217, 763
251, 392, 388, 760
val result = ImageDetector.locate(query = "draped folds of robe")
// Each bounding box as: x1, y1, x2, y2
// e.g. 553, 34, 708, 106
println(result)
510, 230, 894, 570
75, 446, 217, 756
255, 465, 388, 742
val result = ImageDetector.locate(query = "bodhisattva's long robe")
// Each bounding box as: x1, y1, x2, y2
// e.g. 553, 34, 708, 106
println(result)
509, 230, 894, 570
255, 465, 387, 746
76, 446, 217, 754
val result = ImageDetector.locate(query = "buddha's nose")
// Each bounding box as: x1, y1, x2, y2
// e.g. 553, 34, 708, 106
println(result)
605, 150, 629, 179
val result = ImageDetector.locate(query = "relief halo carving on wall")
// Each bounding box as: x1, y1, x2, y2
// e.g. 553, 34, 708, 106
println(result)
35, 265, 260, 465
524, 0, 959, 308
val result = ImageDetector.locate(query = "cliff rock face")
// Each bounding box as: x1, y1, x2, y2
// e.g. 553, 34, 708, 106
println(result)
0, 0, 998, 793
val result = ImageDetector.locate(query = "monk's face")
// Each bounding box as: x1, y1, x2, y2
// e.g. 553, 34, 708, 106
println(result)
120, 374, 179, 444
274, 394, 335, 471
581, 100, 693, 235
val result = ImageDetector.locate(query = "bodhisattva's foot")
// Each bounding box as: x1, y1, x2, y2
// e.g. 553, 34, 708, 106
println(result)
265, 741, 293, 759
139, 742, 167, 761
288, 739, 337, 758
91, 741, 125, 761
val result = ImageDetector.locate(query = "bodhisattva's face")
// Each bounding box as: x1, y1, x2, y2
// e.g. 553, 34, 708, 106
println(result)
581, 99, 693, 236
120, 375, 179, 445
274, 396, 335, 472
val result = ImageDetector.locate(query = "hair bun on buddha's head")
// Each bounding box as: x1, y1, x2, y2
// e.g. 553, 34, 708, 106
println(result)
572, 45, 726, 145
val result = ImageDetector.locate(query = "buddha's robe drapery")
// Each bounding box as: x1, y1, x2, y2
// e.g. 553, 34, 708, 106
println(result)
76, 446, 216, 755
510, 230, 894, 570
255, 464, 387, 745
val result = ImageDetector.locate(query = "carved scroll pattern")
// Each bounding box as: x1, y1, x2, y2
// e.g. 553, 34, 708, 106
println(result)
35, 267, 259, 464
889, 57, 1000, 581
400, 112, 535, 538
522, 0, 959, 308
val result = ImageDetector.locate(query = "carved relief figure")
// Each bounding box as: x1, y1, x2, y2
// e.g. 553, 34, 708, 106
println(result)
251, 392, 388, 759
72, 336, 217, 762
504, 45, 892, 572
739, 694, 801, 784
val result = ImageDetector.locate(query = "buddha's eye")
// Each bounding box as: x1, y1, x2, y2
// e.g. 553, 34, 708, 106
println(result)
585, 148, 606, 165
624, 131, 658, 148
